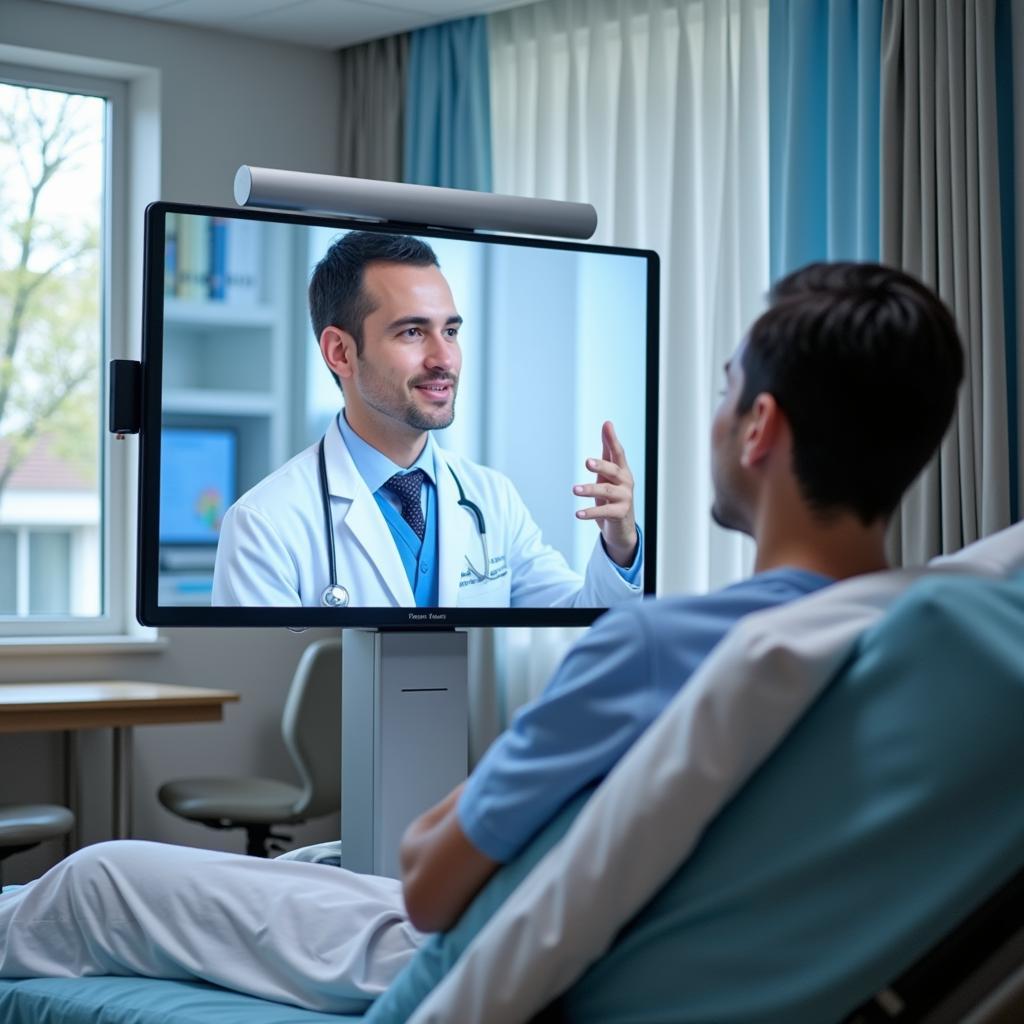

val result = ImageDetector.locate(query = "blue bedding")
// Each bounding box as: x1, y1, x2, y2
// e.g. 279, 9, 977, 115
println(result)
0, 977, 361, 1024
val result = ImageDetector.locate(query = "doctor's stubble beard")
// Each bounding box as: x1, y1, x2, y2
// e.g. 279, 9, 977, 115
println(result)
355, 360, 460, 432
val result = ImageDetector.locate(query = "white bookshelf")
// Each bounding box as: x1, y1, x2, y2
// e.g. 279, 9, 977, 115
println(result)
159, 218, 297, 604
163, 297, 278, 329
162, 389, 277, 417
161, 220, 294, 484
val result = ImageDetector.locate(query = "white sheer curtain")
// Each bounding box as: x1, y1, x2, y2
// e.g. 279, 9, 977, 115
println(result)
487, 0, 769, 710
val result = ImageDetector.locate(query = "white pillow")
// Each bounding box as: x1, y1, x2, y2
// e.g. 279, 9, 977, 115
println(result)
929, 518, 1024, 575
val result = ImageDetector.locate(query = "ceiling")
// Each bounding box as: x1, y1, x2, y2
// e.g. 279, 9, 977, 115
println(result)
40, 0, 533, 50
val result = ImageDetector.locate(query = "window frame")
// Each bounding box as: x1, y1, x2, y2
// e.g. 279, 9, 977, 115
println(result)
0, 62, 130, 640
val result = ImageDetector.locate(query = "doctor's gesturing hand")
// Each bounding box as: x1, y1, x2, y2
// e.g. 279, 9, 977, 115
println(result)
574, 420, 639, 568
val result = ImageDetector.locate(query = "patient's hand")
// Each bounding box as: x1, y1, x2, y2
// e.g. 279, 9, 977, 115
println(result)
400, 784, 500, 933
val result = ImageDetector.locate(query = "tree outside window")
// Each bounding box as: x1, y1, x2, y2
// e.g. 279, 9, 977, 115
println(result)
0, 82, 105, 618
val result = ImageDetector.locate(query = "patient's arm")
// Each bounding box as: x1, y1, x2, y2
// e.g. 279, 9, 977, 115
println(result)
399, 783, 500, 933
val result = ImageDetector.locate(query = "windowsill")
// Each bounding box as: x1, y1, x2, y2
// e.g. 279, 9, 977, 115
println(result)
0, 635, 169, 656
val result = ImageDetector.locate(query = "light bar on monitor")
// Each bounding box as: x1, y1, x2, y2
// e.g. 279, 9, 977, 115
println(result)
234, 165, 599, 239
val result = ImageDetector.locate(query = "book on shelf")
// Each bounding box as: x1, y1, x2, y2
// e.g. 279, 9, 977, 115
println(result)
187, 215, 211, 301
172, 215, 206, 300
164, 215, 261, 304
164, 213, 178, 295
209, 218, 228, 300
224, 218, 261, 305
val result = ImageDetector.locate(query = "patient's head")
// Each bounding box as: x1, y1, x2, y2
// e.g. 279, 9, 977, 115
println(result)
711, 262, 964, 535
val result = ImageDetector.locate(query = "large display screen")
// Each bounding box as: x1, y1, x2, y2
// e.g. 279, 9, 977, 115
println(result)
138, 202, 659, 627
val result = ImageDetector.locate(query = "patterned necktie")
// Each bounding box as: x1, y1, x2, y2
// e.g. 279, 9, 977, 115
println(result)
383, 469, 426, 541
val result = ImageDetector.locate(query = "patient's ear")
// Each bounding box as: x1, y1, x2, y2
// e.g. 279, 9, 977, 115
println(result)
740, 393, 784, 469
320, 326, 356, 383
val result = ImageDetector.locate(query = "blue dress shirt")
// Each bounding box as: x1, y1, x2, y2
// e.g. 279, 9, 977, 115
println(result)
336, 412, 439, 600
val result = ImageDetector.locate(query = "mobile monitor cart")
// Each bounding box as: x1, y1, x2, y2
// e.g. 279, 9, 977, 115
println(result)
114, 168, 609, 879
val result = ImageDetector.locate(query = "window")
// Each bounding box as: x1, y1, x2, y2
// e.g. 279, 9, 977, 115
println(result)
0, 526, 78, 616
0, 64, 128, 639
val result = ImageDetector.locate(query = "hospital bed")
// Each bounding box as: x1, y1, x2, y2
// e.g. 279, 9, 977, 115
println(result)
1, 522, 1022, 1024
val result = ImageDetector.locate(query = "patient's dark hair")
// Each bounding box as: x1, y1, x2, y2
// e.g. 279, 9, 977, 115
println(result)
309, 231, 439, 386
739, 262, 964, 524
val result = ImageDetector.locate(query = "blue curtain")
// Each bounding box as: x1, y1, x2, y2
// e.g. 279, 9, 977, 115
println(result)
769, 0, 883, 280
403, 16, 493, 191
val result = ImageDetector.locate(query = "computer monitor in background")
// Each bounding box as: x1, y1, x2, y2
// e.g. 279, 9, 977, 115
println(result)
157, 426, 236, 605
138, 202, 659, 628
159, 427, 237, 545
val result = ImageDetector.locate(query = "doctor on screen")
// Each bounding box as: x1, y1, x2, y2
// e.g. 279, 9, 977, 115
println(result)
212, 231, 643, 609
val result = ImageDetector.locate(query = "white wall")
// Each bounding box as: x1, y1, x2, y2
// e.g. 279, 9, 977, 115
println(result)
0, 0, 343, 882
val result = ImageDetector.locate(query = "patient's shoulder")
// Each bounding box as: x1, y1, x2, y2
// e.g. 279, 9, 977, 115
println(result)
633, 567, 833, 628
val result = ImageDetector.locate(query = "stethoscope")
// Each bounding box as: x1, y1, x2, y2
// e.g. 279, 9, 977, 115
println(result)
316, 435, 496, 608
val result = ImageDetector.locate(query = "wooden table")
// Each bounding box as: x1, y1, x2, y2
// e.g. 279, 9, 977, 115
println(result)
0, 682, 239, 845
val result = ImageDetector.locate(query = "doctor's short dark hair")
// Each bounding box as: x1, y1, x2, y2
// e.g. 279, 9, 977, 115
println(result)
739, 261, 964, 525
308, 230, 440, 383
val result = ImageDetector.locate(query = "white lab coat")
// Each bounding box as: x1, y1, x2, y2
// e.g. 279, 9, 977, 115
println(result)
212, 423, 642, 608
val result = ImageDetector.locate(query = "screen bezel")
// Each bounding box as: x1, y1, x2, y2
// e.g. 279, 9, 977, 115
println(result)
138, 200, 660, 627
